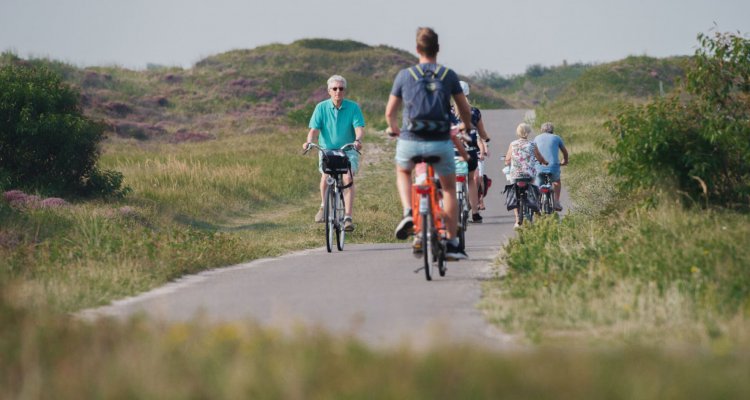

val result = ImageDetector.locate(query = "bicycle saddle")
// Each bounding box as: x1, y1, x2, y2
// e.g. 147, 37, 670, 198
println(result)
410, 155, 441, 164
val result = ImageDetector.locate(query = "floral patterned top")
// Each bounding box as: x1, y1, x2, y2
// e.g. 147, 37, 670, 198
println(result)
509, 139, 537, 180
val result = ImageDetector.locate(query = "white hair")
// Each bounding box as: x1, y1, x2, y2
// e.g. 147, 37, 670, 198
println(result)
541, 122, 554, 133
327, 75, 347, 89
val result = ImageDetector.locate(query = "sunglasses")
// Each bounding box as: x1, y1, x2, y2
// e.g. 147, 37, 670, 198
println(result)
329, 87, 345, 92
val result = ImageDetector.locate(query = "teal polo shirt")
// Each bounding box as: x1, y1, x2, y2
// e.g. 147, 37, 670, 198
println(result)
309, 98, 365, 149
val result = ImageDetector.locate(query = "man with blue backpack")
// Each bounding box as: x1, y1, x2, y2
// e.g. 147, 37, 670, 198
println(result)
385, 27, 475, 260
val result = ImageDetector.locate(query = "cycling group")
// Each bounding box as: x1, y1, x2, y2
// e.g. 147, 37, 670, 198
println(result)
503, 121, 569, 228
302, 27, 565, 271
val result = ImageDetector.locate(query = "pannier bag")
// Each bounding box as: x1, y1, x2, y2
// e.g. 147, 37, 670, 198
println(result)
322, 149, 350, 174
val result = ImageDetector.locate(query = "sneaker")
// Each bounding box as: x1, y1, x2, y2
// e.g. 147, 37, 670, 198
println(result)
445, 242, 468, 261
471, 213, 483, 223
343, 216, 354, 232
395, 215, 414, 240
412, 237, 423, 257
314, 207, 324, 223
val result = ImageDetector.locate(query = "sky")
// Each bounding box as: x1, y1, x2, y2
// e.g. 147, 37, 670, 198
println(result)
1, 0, 749, 76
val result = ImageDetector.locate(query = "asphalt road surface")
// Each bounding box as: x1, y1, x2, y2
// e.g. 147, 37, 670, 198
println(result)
83, 109, 564, 349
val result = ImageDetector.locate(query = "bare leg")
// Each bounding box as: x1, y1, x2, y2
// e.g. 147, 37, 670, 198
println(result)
438, 174, 458, 240
396, 166, 413, 214
468, 169, 479, 214
553, 181, 562, 206
319, 174, 328, 206
343, 173, 354, 216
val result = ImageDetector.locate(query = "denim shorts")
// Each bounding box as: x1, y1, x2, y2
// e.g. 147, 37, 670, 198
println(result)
535, 170, 561, 185
395, 139, 456, 176
318, 149, 359, 175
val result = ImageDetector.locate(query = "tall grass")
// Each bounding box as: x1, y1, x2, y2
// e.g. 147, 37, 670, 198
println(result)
481, 56, 750, 348
483, 205, 750, 345
0, 129, 400, 312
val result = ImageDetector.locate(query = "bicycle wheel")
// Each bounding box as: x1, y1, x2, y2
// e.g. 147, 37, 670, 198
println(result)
457, 196, 466, 251
324, 184, 335, 253
524, 197, 534, 224
462, 185, 470, 230
541, 192, 552, 215
336, 190, 345, 251
422, 213, 433, 281
438, 238, 446, 277
517, 189, 525, 225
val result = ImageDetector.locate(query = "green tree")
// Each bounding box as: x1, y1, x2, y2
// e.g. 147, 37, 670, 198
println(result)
0, 63, 127, 196
607, 31, 750, 207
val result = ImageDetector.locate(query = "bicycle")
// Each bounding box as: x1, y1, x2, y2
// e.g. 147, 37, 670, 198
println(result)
538, 172, 555, 215
303, 142, 359, 253
514, 178, 535, 226
454, 156, 470, 251
410, 156, 447, 281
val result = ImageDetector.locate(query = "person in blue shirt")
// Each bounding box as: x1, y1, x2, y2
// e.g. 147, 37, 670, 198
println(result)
303, 75, 365, 231
533, 122, 569, 211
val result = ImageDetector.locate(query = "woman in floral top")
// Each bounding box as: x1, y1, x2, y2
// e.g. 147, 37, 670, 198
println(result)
504, 123, 547, 227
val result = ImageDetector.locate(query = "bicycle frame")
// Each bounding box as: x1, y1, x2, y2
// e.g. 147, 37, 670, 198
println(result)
411, 162, 447, 281
303, 142, 359, 252
538, 173, 555, 215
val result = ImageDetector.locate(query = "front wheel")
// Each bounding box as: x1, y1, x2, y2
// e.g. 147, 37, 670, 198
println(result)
324, 185, 335, 253
336, 190, 346, 251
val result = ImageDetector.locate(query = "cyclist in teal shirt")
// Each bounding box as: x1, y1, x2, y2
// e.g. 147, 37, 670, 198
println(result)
303, 75, 365, 232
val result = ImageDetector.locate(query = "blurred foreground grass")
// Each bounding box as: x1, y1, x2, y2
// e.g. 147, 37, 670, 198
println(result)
2, 304, 749, 399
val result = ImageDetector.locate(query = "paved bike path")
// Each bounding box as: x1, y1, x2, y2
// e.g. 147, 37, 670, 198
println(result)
82, 109, 548, 349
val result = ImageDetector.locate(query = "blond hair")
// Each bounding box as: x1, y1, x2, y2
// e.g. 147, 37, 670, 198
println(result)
516, 123, 531, 139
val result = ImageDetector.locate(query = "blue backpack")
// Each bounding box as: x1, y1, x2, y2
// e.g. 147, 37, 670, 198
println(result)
404, 64, 451, 133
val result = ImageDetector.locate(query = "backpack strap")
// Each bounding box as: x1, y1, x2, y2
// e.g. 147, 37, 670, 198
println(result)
434, 65, 451, 80
408, 64, 451, 81
408, 66, 421, 81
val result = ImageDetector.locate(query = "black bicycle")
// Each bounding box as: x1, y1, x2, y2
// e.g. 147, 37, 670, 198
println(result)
514, 178, 535, 226
538, 172, 555, 215
304, 142, 359, 252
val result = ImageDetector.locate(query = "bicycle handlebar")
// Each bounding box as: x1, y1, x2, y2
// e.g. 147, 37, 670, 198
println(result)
302, 142, 361, 156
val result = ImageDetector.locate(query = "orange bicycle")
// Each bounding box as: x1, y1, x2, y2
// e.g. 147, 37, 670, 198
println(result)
411, 157, 447, 281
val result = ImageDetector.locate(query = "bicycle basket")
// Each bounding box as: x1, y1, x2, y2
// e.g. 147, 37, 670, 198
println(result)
322, 150, 350, 174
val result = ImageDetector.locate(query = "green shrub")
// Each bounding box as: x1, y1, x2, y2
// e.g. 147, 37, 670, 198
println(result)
607, 32, 750, 207
0, 64, 127, 197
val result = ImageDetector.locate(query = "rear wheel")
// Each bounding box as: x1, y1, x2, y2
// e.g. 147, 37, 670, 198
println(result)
541, 192, 552, 214
458, 225, 466, 251
524, 196, 534, 224
336, 190, 346, 251
462, 187, 470, 229
457, 196, 466, 251
517, 189, 525, 225
324, 185, 335, 253
438, 237, 446, 277
422, 214, 433, 281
